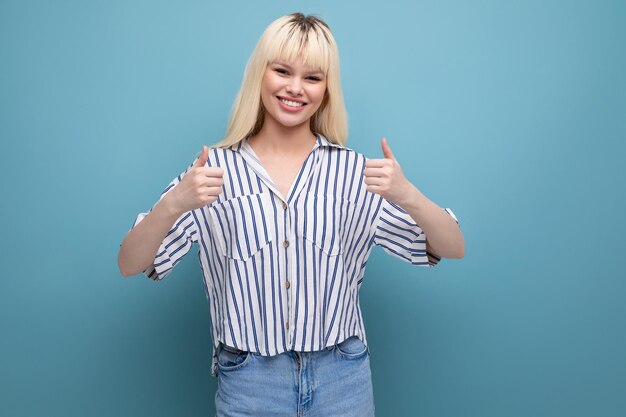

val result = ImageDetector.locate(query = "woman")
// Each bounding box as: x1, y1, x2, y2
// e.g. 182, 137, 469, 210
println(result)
118, 13, 464, 417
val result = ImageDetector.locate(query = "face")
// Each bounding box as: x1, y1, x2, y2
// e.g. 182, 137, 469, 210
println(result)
260, 58, 327, 131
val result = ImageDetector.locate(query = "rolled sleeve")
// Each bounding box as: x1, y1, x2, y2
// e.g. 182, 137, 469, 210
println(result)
373, 199, 459, 267
131, 210, 198, 280
129, 164, 199, 281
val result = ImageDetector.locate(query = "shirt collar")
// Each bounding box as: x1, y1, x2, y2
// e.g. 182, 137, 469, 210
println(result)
230, 133, 345, 153
315, 133, 346, 149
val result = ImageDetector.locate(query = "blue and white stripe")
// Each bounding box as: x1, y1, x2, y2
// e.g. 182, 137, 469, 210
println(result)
131, 134, 458, 377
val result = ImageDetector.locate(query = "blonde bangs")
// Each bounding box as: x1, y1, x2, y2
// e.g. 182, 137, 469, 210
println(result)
264, 21, 333, 75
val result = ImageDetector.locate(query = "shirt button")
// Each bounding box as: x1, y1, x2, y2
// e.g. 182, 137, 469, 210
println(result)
286, 321, 289, 330
283, 240, 289, 248
282, 202, 288, 210
285, 280, 290, 289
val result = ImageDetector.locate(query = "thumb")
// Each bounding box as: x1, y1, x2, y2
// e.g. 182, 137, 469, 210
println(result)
194, 145, 208, 167
381, 137, 396, 160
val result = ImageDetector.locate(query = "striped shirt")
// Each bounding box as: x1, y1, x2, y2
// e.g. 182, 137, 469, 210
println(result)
131, 134, 458, 377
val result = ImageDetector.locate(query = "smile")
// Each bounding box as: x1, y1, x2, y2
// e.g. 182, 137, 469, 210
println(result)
277, 97, 306, 108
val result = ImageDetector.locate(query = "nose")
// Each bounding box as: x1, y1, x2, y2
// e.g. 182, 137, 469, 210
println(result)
285, 77, 303, 96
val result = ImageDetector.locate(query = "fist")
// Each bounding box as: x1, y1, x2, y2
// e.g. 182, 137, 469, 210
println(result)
363, 137, 413, 206
166, 145, 224, 215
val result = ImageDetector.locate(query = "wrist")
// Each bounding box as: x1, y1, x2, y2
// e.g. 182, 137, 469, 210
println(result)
157, 192, 185, 220
397, 183, 426, 213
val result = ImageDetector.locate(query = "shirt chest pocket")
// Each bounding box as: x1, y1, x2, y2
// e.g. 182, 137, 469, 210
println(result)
297, 193, 353, 257
209, 192, 275, 261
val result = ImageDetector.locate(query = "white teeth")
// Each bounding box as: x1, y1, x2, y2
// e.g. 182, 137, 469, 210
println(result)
279, 98, 304, 107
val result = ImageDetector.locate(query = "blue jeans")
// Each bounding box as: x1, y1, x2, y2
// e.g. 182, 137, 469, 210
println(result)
215, 336, 376, 416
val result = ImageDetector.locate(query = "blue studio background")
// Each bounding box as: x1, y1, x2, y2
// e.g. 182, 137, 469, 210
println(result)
1, 0, 625, 416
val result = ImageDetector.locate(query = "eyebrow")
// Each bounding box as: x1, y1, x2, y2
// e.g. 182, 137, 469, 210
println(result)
272, 61, 324, 75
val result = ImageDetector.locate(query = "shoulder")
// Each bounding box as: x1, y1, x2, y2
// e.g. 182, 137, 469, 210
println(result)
317, 134, 366, 161
205, 143, 243, 166
317, 139, 371, 191
326, 144, 369, 170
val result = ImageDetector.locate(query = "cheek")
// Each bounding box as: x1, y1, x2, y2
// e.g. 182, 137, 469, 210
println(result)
261, 88, 273, 107
310, 85, 327, 108
260, 82, 277, 110
261, 73, 278, 97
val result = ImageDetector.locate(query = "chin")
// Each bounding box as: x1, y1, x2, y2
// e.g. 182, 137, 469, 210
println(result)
269, 112, 312, 129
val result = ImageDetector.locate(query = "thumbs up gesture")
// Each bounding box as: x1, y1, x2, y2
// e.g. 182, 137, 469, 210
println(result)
363, 137, 413, 206
165, 146, 224, 216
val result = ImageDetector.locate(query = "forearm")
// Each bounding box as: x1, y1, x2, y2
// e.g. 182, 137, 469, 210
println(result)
398, 184, 465, 258
117, 195, 182, 277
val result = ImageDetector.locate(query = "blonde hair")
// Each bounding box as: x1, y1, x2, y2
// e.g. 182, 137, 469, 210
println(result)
214, 13, 348, 148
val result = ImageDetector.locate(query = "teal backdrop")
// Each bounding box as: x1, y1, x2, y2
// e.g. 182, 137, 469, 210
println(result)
1, 0, 625, 416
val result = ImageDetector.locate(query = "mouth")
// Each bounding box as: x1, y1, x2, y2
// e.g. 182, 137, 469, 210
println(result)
276, 96, 307, 109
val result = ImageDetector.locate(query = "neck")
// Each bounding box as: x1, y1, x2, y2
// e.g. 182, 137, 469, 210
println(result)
249, 119, 316, 156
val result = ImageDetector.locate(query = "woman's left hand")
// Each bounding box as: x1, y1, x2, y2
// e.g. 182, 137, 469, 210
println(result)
363, 137, 415, 206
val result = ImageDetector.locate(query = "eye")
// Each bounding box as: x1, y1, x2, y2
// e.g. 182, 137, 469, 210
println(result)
306, 76, 322, 82
274, 67, 289, 75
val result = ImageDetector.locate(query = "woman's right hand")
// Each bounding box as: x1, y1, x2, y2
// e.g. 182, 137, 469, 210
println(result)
163, 146, 224, 216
